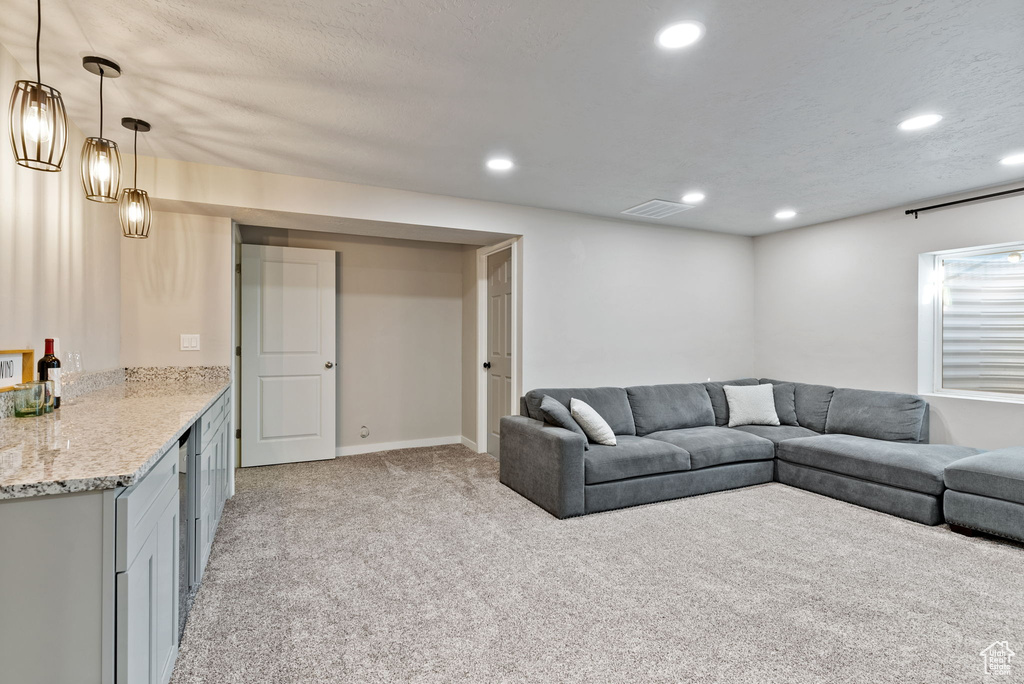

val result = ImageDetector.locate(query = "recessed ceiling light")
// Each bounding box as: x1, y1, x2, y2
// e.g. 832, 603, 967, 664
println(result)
657, 21, 705, 49
681, 191, 705, 204
774, 209, 797, 220
897, 114, 943, 131
486, 157, 514, 172
1000, 153, 1024, 166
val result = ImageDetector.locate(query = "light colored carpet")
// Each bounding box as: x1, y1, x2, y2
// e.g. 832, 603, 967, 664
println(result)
170, 445, 1023, 684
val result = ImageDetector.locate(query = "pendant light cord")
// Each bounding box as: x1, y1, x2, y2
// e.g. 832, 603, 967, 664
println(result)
35, 0, 42, 85
133, 127, 138, 187
98, 69, 104, 138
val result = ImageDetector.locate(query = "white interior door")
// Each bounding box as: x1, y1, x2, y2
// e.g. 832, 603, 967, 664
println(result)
241, 245, 336, 467
486, 249, 513, 456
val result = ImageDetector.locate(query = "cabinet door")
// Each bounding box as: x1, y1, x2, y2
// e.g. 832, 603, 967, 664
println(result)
211, 422, 221, 529
117, 487, 179, 684
195, 426, 220, 583
216, 418, 230, 518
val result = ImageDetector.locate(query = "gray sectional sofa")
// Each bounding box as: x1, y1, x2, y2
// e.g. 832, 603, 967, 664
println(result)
499, 378, 1011, 532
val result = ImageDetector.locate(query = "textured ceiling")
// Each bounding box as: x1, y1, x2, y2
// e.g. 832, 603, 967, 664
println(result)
1, 0, 1023, 235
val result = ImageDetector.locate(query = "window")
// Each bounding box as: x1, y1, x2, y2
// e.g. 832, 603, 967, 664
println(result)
920, 243, 1024, 400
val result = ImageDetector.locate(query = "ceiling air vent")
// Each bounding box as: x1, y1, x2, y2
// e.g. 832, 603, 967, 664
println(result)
621, 199, 695, 219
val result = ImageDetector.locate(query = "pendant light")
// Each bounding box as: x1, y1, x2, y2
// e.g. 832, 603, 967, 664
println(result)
8, 0, 67, 171
80, 57, 122, 202
118, 118, 152, 238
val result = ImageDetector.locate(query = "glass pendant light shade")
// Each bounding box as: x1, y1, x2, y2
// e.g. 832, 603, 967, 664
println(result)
118, 187, 151, 238
81, 136, 121, 202
9, 79, 67, 172
81, 56, 122, 202
8, 0, 67, 172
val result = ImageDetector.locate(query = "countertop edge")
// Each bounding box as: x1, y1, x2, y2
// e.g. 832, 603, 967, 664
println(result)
120, 382, 232, 488
0, 382, 230, 502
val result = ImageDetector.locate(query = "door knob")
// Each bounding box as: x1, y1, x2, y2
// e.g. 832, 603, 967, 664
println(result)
483, 362, 491, 369
325, 361, 334, 369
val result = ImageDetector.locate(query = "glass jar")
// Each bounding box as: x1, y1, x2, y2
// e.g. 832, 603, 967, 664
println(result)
43, 380, 55, 413
13, 382, 47, 417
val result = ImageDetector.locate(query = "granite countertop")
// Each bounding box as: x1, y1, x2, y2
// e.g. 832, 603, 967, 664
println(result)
0, 379, 230, 500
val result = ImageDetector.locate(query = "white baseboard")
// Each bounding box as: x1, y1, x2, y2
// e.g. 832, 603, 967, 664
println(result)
336, 435, 463, 457
460, 436, 479, 452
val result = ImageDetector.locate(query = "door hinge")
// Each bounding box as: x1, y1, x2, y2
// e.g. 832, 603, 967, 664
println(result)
235, 263, 241, 274
236, 428, 241, 439
235, 346, 241, 356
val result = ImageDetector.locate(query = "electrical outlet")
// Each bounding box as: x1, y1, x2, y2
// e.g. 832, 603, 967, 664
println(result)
180, 334, 201, 351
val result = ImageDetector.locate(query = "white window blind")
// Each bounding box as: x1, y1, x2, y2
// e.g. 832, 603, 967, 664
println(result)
940, 250, 1024, 395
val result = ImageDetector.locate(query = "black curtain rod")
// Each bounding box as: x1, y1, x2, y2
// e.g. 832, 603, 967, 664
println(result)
906, 186, 1024, 218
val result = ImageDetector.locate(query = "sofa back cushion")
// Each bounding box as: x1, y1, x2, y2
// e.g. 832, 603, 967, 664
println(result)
761, 379, 835, 433
524, 387, 636, 436
704, 378, 759, 426
626, 383, 715, 436
824, 388, 927, 442
769, 382, 799, 426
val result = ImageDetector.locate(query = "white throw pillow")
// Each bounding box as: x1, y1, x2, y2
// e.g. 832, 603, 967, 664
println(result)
724, 384, 781, 427
570, 398, 617, 446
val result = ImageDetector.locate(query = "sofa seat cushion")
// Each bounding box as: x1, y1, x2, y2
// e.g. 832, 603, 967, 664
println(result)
645, 426, 774, 470
583, 436, 690, 485
778, 434, 981, 496
731, 424, 819, 444
944, 448, 1024, 506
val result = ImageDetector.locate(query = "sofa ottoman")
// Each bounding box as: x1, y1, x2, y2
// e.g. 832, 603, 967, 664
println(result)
944, 448, 1024, 542
777, 434, 981, 525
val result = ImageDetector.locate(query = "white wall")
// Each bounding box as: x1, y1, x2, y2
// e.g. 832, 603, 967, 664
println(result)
240, 226, 465, 452
143, 156, 760, 391
0, 43, 121, 372
120, 212, 232, 367
753, 189, 1024, 449
520, 215, 754, 389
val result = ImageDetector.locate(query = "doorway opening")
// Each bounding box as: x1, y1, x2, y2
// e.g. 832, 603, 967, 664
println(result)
233, 219, 522, 464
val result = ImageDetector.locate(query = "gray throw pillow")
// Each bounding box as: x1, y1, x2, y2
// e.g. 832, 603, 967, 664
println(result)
539, 395, 589, 449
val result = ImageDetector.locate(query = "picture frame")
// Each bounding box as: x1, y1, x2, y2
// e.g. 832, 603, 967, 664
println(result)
0, 350, 35, 393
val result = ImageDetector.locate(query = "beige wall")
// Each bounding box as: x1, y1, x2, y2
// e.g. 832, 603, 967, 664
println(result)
461, 245, 479, 445
753, 187, 1024, 450
120, 212, 232, 367
240, 226, 464, 452
0, 43, 121, 372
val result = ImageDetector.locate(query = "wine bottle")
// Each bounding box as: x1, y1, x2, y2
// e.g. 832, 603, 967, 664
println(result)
38, 338, 61, 409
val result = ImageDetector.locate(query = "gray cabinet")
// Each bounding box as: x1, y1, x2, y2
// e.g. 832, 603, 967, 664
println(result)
193, 390, 231, 586
0, 386, 232, 684
116, 479, 179, 684
114, 387, 231, 684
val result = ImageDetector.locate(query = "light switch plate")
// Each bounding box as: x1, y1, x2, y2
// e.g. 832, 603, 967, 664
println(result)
180, 334, 201, 351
